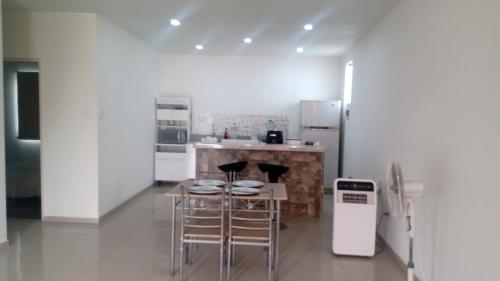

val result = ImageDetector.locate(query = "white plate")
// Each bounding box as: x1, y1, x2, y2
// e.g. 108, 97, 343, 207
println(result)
232, 180, 264, 188
231, 187, 261, 196
188, 186, 223, 195
193, 179, 226, 187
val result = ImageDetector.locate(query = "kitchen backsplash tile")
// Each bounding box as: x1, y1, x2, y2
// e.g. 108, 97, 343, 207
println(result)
192, 113, 289, 137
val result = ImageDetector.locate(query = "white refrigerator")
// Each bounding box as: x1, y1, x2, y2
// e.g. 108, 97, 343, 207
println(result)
300, 100, 342, 188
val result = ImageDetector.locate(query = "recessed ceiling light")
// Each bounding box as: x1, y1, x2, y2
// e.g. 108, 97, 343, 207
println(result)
170, 19, 181, 26
195, 44, 204, 50
304, 24, 314, 31
244, 38, 252, 44
296, 47, 304, 53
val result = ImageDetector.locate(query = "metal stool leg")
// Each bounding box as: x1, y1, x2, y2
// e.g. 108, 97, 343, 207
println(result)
268, 243, 273, 281
227, 239, 232, 281
220, 240, 224, 281
180, 241, 184, 281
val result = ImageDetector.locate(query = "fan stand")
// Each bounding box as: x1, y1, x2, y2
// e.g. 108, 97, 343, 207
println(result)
405, 197, 416, 281
386, 160, 424, 281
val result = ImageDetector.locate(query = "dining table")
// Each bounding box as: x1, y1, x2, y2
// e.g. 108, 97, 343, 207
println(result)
165, 179, 288, 281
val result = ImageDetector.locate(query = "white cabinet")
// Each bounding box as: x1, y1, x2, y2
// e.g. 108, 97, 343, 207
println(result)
154, 96, 194, 182
156, 109, 189, 121
155, 144, 196, 182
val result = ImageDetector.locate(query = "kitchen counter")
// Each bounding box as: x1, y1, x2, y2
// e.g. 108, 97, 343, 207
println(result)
194, 142, 325, 153
195, 142, 325, 217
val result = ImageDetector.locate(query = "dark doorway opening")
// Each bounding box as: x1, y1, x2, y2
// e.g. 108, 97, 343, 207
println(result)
3, 61, 41, 219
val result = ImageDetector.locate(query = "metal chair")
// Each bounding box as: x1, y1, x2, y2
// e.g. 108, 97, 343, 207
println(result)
179, 186, 226, 281
227, 187, 274, 281
258, 164, 288, 231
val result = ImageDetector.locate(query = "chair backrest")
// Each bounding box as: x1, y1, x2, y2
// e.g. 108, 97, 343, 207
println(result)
227, 186, 274, 241
180, 185, 225, 240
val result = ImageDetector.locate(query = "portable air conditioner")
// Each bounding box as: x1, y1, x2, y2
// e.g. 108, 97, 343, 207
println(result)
332, 178, 377, 257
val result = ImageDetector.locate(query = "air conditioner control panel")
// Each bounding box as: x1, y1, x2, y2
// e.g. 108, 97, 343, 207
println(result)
336, 180, 375, 192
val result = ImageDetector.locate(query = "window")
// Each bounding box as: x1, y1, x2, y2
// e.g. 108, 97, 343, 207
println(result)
343, 61, 353, 105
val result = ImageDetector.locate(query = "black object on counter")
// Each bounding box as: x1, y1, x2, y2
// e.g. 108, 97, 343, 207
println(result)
305, 141, 314, 146
265, 130, 284, 144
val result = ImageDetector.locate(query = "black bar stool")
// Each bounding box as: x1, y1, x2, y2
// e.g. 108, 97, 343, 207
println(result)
217, 161, 248, 182
257, 163, 289, 183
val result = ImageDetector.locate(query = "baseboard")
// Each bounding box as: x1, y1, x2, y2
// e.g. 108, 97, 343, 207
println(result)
41, 185, 152, 225
0, 239, 9, 251
98, 185, 152, 223
377, 234, 421, 281
43, 216, 99, 224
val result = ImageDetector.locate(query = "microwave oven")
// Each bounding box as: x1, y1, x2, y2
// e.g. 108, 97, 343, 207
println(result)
158, 127, 187, 144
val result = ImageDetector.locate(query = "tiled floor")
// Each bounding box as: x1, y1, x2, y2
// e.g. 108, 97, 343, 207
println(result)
0, 185, 406, 281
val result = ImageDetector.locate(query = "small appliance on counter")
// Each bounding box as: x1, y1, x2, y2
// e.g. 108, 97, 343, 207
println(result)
266, 130, 283, 144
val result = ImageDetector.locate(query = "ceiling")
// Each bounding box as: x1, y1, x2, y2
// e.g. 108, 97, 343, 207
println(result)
2, 0, 400, 57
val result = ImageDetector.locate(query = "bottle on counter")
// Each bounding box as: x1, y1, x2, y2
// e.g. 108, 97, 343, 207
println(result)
211, 124, 216, 137
224, 128, 229, 139
266, 119, 276, 131
230, 123, 239, 138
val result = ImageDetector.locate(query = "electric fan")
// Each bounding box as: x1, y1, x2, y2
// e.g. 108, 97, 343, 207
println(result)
386, 160, 424, 281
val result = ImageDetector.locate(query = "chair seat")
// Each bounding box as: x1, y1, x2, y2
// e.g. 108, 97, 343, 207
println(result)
218, 161, 248, 181
232, 211, 270, 221
231, 220, 271, 241
232, 228, 271, 241
184, 219, 226, 239
257, 163, 289, 183
218, 161, 248, 174
184, 226, 225, 239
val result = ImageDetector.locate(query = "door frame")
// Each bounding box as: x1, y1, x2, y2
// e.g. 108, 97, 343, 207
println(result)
3, 58, 44, 223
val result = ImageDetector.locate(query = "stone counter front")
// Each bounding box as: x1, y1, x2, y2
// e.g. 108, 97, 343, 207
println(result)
196, 147, 324, 217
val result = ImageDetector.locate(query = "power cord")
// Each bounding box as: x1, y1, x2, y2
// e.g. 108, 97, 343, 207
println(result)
375, 212, 389, 255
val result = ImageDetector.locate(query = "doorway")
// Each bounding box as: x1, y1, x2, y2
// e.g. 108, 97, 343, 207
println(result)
339, 60, 353, 178
3, 61, 41, 219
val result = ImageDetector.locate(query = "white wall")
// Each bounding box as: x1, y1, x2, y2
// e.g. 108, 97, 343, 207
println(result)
3, 12, 100, 220
342, 0, 500, 280
0, 5, 7, 246
160, 55, 342, 138
97, 16, 159, 216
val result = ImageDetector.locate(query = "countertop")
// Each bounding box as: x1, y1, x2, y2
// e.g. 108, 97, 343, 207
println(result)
193, 142, 325, 153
